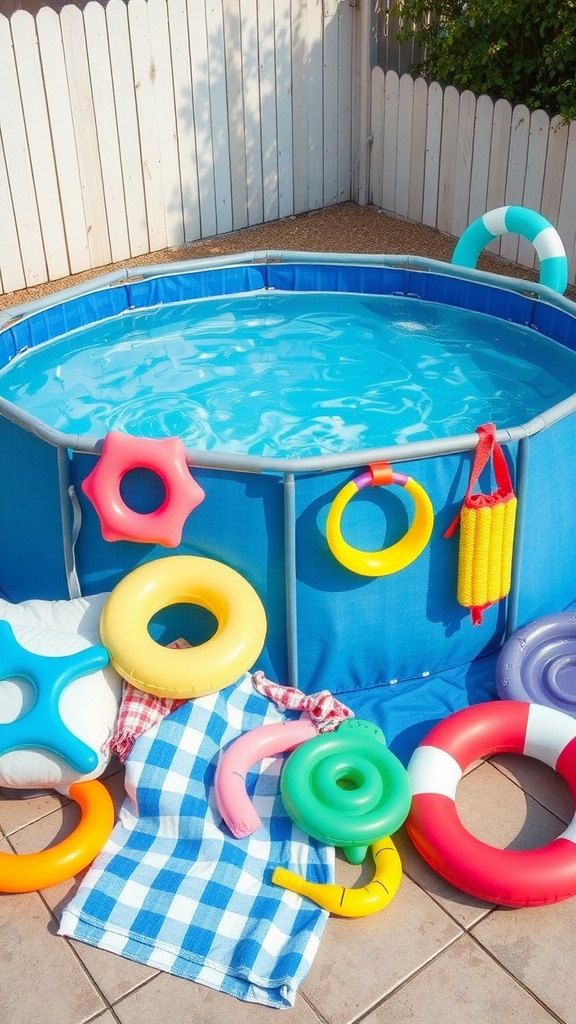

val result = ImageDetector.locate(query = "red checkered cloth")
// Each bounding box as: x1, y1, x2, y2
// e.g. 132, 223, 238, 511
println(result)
251, 671, 354, 732
109, 639, 189, 762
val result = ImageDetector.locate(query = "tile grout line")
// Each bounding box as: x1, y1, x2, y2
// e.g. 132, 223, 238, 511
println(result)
489, 760, 572, 826
467, 927, 567, 1024
38, 885, 158, 1023
340, 930, 467, 1024
0, 796, 72, 840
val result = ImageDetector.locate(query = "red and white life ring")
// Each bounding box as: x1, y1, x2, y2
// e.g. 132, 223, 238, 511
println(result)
407, 700, 576, 907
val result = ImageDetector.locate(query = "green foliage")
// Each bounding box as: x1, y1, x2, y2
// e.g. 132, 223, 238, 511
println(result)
390, 0, 576, 122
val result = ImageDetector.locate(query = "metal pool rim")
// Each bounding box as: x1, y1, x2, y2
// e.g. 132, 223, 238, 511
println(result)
1, 249, 576, 474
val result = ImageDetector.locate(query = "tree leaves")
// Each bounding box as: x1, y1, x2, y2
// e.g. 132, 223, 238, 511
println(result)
391, 0, 576, 122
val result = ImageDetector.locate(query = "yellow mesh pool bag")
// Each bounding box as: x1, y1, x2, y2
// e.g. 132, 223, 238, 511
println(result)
444, 423, 517, 626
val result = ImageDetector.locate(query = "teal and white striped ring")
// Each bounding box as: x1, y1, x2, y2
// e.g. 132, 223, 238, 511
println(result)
452, 206, 568, 294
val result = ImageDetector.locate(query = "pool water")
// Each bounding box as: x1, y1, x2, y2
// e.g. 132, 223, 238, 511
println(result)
2, 291, 575, 457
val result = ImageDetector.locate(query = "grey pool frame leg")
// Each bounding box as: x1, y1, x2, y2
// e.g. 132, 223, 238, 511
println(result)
56, 446, 82, 600
283, 472, 298, 689
505, 434, 530, 639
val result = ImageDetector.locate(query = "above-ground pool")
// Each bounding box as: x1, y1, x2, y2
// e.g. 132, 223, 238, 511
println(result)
2, 290, 576, 456
2, 248, 576, 760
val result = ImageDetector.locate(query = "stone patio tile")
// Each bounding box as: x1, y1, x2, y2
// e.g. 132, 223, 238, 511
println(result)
360, 933, 559, 1024
300, 864, 461, 1024
455, 759, 569, 849
394, 826, 493, 930
113, 971, 323, 1024
66, 939, 160, 1007
0, 787, 67, 837
489, 752, 573, 823
0, 842, 106, 1024
5, 772, 152, 1003
473, 893, 576, 1024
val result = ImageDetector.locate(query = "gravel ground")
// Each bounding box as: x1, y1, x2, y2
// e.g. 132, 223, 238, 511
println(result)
2, 202, 565, 312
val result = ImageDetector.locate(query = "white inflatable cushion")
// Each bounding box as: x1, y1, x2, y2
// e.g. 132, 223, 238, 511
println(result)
0, 593, 122, 790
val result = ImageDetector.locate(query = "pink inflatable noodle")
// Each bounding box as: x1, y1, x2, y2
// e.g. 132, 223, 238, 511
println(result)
215, 719, 318, 838
215, 676, 354, 838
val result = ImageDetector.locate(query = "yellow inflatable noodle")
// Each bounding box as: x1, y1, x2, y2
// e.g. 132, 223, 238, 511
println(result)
272, 836, 402, 918
445, 423, 517, 625
456, 497, 517, 611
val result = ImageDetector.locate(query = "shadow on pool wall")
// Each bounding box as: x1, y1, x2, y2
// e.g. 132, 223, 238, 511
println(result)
0, 420, 534, 763
2, 248, 576, 763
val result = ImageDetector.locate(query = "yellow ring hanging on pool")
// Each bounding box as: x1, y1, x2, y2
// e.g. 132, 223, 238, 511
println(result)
326, 463, 434, 576
100, 555, 267, 699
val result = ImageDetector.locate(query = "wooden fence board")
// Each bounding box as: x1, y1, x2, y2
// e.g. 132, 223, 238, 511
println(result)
451, 90, 476, 238
275, 0, 294, 218
0, 137, 26, 293
205, 0, 233, 235
84, 2, 131, 263
501, 104, 530, 263
0, 15, 47, 285
241, 0, 264, 225
36, 8, 90, 273
369, 66, 385, 208
485, 97, 512, 254
258, 0, 279, 222
540, 116, 569, 242
167, 0, 201, 242
149, 0, 184, 246
467, 93, 493, 229
322, 0, 339, 207
12, 11, 69, 279
407, 76, 427, 223
220, 0, 247, 232
336, 0, 353, 204
290, 0, 308, 215
306, 0, 324, 210
61, 5, 112, 267
126, 0, 167, 249
381, 69, 399, 212
107, 0, 150, 256
517, 108, 549, 269
422, 80, 442, 228
436, 85, 459, 234
395, 73, 413, 219
558, 121, 576, 286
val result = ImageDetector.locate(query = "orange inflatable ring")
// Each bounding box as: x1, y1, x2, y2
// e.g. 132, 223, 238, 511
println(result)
82, 431, 205, 547
0, 780, 114, 893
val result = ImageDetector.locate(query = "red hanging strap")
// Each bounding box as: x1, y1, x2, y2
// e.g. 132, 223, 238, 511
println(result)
443, 423, 513, 539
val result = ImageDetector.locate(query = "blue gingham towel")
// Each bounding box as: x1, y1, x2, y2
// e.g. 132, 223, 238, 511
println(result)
59, 673, 334, 1008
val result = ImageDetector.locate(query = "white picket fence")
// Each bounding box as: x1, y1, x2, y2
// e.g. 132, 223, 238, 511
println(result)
2, 3, 576, 296
370, 68, 576, 284
0, 0, 358, 295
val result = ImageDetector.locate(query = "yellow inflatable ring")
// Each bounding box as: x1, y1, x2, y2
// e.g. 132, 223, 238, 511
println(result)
0, 780, 114, 893
272, 835, 402, 917
100, 555, 267, 699
326, 462, 434, 576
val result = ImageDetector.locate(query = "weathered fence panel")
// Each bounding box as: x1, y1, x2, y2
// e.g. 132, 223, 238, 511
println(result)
370, 68, 576, 285
0, 0, 356, 295
3, 5, 576, 295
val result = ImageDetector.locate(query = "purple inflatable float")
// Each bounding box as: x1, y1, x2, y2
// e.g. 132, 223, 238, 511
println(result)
496, 612, 576, 716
